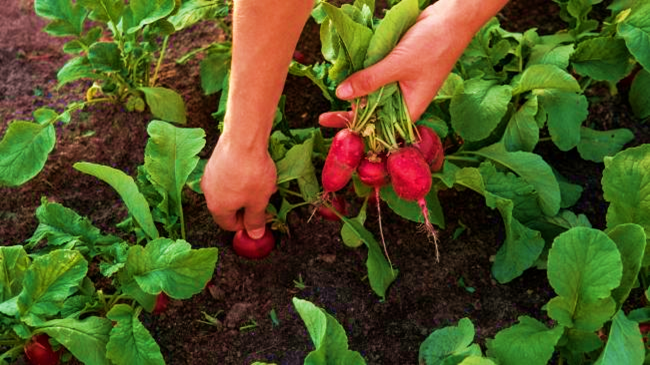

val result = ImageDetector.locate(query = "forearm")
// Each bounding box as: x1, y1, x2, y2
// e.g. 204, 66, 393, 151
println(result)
423, 0, 509, 42
221, 0, 313, 152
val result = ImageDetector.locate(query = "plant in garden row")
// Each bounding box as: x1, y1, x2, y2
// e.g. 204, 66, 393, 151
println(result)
0, 0, 231, 188
0, 120, 217, 364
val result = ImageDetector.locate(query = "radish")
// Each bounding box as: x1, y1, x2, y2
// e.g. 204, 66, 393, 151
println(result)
357, 155, 389, 189
414, 125, 444, 172
387, 147, 439, 260
322, 129, 365, 194
317, 194, 347, 221
152, 292, 170, 315
24, 334, 61, 365
233, 228, 275, 260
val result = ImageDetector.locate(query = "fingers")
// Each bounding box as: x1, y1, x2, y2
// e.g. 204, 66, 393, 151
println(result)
319, 111, 353, 128
209, 207, 245, 233
335, 55, 401, 100
243, 201, 269, 239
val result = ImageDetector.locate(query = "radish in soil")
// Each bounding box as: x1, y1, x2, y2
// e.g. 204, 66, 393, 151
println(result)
24, 334, 61, 365
414, 125, 444, 172
233, 227, 275, 260
317, 194, 347, 221
321, 129, 365, 194
152, 292, 170, 315
387, 147, 439, 260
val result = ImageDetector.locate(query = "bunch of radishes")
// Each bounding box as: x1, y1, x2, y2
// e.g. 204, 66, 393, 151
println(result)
321, 89, 445, 259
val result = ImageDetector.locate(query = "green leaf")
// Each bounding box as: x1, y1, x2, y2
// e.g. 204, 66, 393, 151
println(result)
0, 121, 55, 187
78, 0, 124, 25
321, 3, 373, 71
123, 238, 218, 299
144, 120, 206, 228
57, 56, 99, 86
380, 185, 445, 228
450, 79, 512, 142
418, 318, 481, 365
0, 246, 31, 303
168, 0, 229, 31
341, 203, 367, 248
618, 1, 650, 71
577, 127, 634, 163
364, 0, 419, 67
594, 310, 645, 365
88, 42, 123, 72
339, 217, 398, 299
486, 316, 564, 365
27, 199, 121, 254
185, 158, 207, 194
629, 68, 650, 120
512, 64, 581, 95
199, 44, 232, 95
535, 89, 588, 151
138, 87, 187, 124
571, 37, 633, 83
127, 0, 176, 33
547, 227, 623, 330
602, 144, 650, 265
527, 43, 575, 69
18, 250, 88, 320
292, 298, 366, 365
454, 166, 545, 283
471, 143, 561, 217
74, 162, 159, 240
39, 316, 112, 365
275, 136, 320, 203
106, 304, 165, 365
607, 224, 646, 310
34, 0, 86, 36
502, 95, 539, 152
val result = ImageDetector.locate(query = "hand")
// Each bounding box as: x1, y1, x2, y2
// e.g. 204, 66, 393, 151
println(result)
200, 134, 277, 239
320, 1, 493, 128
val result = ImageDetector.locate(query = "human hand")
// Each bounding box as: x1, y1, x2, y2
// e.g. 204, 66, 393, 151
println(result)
320, 1, 490, 128
200, 134, 277, 239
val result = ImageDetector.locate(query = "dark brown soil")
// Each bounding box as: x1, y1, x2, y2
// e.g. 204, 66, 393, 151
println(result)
0, 1, 643, 364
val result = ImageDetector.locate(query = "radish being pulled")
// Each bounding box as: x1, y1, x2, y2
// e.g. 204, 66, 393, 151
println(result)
321, 129, 365, 194
414, 125, 444, 172
387, 147, 439, 260
233, 227, 275, 260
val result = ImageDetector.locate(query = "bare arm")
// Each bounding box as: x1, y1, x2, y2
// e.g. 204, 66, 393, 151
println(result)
201, 0, 313, 239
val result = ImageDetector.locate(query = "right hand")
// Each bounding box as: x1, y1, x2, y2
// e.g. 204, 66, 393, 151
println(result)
200, 133, 277, 239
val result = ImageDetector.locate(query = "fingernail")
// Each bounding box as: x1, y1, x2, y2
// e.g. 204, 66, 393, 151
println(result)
249, 227, 265, 240
337, 83, 353, 99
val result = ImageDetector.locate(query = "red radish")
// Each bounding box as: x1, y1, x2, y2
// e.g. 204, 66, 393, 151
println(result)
152, 292, 170, 315
293, 50, 307, 64
318, 194, 347, 221
414, 125, 444, 172
322, 129, 365, 194
25, 334, 61, 365
387, 147, 440, 260
357, 155, 389, 189
233, 228, 275, 260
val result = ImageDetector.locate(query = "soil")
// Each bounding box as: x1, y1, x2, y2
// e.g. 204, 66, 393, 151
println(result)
0, 1, 645, 364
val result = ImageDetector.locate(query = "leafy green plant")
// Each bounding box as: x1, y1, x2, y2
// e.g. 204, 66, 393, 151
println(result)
0, 120, 217, 364
292, 297, 366, 364
418, 143, 650, 365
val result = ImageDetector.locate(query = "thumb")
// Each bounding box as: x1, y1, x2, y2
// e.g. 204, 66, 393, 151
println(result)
243, 203, 268, 240
335, 57, 400, 100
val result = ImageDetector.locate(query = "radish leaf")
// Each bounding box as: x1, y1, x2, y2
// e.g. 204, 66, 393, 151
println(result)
594, 310, 645, 364
40, 317, 112, 365
418, 318, 481, 365
106, 304, 165, 365
486, 316, 564, 365
0, 121, 55, 187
